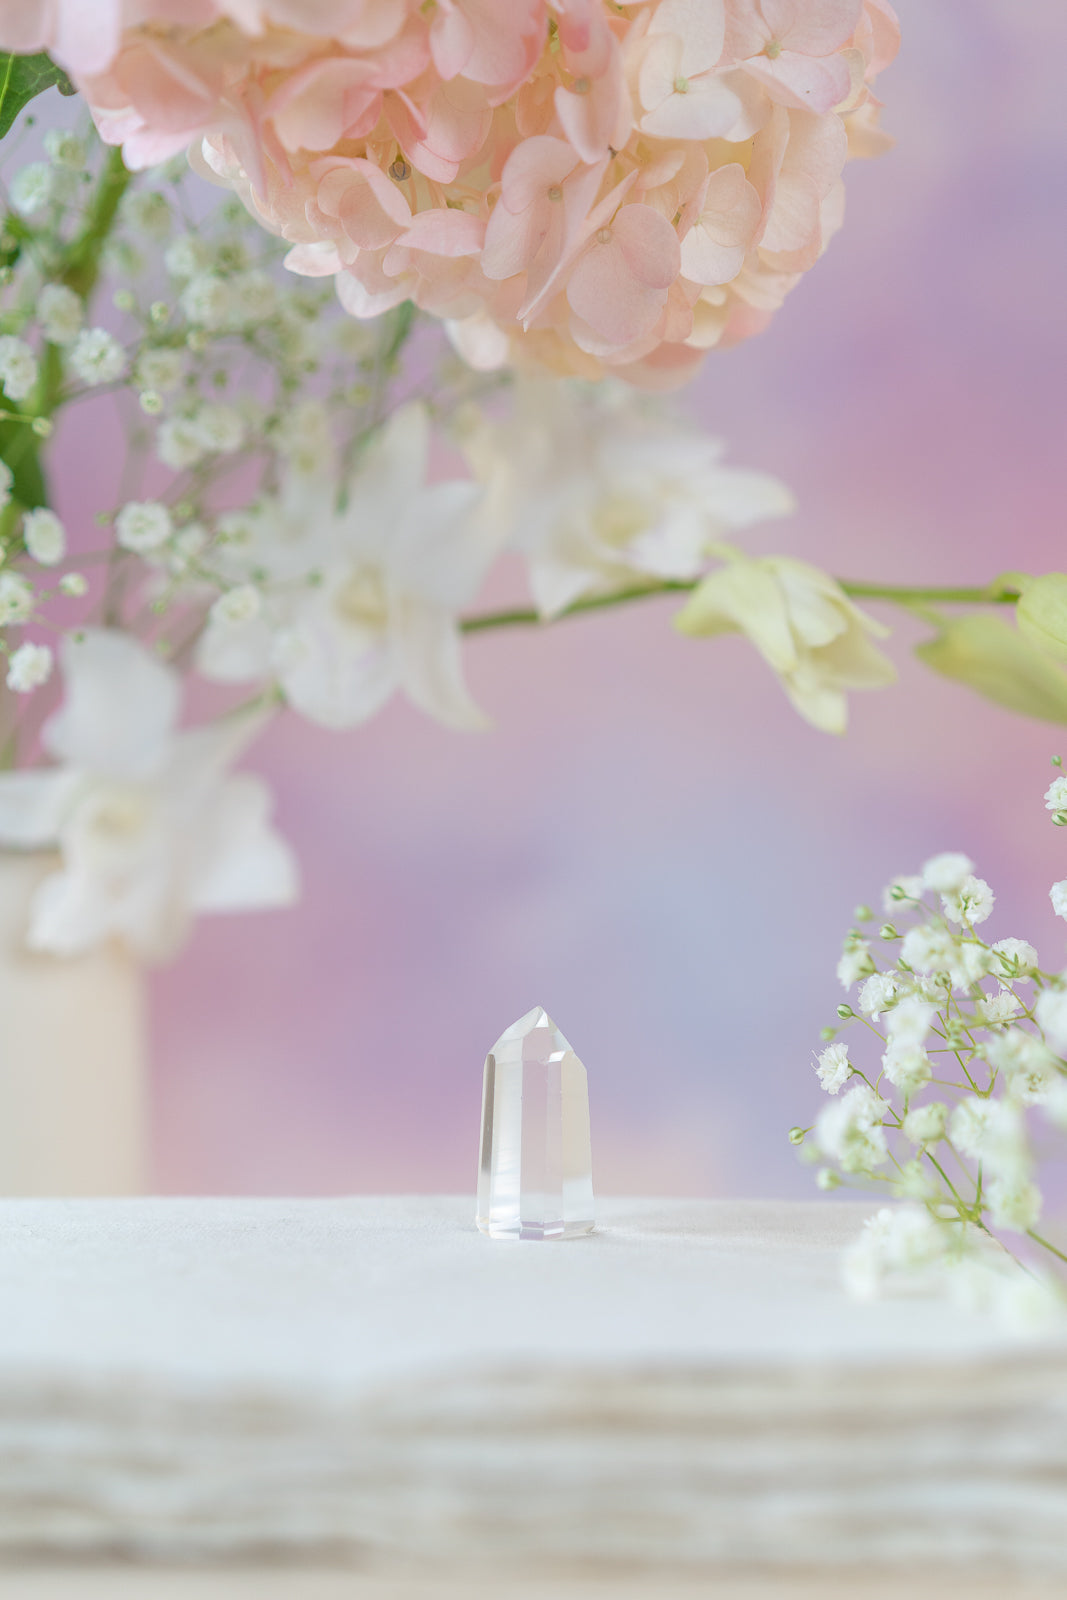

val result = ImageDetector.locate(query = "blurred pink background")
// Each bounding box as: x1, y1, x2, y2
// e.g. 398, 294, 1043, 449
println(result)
130, 0, 1067, 1197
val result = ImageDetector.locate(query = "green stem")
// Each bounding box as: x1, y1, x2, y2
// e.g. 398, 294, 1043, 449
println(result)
59, 145, 131, 300
842, 581, 1021, 606
1027, 1229, 1067, 1268
460, 578, 1021, 636
461, 580, 694, 634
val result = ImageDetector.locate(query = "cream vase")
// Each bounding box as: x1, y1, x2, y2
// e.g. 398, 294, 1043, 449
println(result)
0, 852, 147, 1195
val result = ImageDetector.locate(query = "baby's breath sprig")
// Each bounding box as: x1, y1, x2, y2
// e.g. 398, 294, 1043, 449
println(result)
798, 761, 1067, 1327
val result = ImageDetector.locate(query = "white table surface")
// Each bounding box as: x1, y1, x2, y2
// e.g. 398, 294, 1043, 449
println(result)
0, 1197, 1064, 1583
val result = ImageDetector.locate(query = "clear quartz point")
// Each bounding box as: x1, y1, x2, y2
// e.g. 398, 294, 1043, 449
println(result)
476, 1005, 594, 1241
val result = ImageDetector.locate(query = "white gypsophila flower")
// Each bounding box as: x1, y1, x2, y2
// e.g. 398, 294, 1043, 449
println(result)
167, 522, 209, 577
214, 507, 260, 552
979, 991, 1023, 1025
22, 508, 66, 567
816, 1082, 890, 1174
0, 630, 298, 959
10, 162, 53, 215
886, 997, 937, 1047
950, 1098, 1030, 1181
0, 459, 12, 509
1045, 776, 1067, 812
181, 272, 232, 329
902, 1102, 948, 1146
274, 399, 335, 477
157, 415, 207, 470
984, 1027, 1053, 1077
115, 500, 173, 554
1051, 882, 1067, 921
44, 130, 86, 170
0, 336, 39, 401
123, 190, 172, 239
882, 874, 925, 913
69, 328, 127, 386
881, 1040, 932, 1096
986, 1029, 1060, 1106
164, 235, 211, 281
1036, 985, 1067, 1053
0, 571, 35, 623
858, 970, 905, 1019
272, 305, 320, 366
229, 269, 278, 327
948, 940, 995, 993
815, 1042, 852, 1095
842, 1205, 947, 1300
36, 284, 84, 346
837, 940, 875, 988
59, 572, 88, 597
892, 1158, 943, 1201
900, 923, 956, 976
210, 585, 261, 627
135, 348, 185, 394
947, 1098, 994, 1162
986, 1177, 1043, 1234
5, 641, 53, 693
922, 852, 975, 894
992, 938, 1040, 983
193, 403, 245, 455
941, 875, 995, 927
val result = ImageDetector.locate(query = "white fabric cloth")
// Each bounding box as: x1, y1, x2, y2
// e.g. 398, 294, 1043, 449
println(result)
0, 1197, 1065, 1575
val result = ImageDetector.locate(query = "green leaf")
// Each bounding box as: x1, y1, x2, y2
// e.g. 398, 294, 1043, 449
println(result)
0, 420, 46, 509
1016, 573, 1067, 664
916, 613, 1067, 725
0, 52, 75, 142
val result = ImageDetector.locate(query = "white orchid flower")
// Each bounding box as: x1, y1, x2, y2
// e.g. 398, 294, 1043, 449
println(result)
674, 555, 897, 733
198, 402, 495, 731
460, 378, 795, 618
0, 630, 298, 960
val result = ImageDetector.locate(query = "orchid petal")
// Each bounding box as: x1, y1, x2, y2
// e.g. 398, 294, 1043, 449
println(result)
187, 774, 299, 914
392, 599, 488, 731
0, 771, 82, 849
43, 631, 180, 781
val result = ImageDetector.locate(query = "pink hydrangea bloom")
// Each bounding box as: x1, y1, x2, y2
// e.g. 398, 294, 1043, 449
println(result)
0, 0, 900, 385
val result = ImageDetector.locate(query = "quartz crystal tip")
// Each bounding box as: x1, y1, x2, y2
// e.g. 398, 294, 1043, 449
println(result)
476, 1005, 594, 1241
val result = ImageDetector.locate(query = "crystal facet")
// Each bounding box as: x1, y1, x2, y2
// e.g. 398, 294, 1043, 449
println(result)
476, 1006, 594, 1241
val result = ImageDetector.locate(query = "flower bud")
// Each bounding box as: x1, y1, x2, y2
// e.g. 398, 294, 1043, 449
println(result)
788, 1127, 806, 1146
836, 1004, 854, 1020
879, 923, 899, 941
816, 1168, 841, 1191
1017, 573, 1067, 663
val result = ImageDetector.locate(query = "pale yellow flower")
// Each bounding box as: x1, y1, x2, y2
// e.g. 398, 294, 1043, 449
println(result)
674, 556, 896, 733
